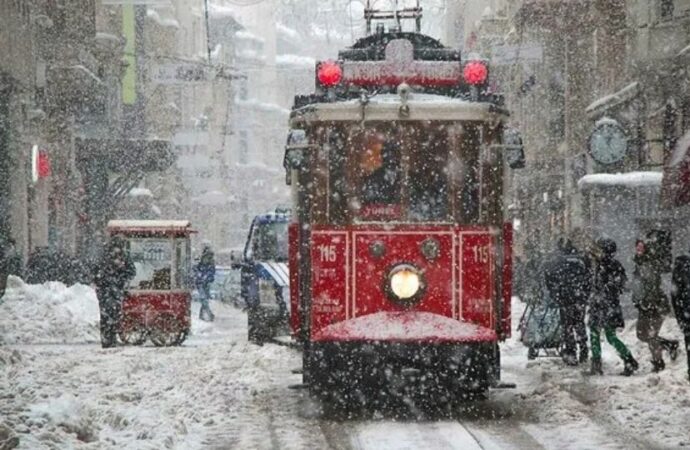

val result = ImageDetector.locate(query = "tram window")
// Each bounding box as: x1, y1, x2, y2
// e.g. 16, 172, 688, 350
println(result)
128, 239, 172, 290
362, 143, 401, 204
458, 125, 481, 223
328, 131, 348, 224
409, 133, 450, 222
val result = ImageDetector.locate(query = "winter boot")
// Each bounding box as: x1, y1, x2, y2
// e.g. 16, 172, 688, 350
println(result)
651, 358, 665, 373
588, 358, 603, 375
620, 356, 639, 376
562, 353, 578, 366
579, 348, 589, 364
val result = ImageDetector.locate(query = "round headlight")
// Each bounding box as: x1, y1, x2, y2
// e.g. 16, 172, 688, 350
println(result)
388, 264, 423, 301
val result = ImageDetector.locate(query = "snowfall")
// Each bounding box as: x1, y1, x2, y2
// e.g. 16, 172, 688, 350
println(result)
1, 277, 689, 450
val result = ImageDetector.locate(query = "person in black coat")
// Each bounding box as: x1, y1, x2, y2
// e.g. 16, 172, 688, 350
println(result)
671, 251, 690, 382
587, 238, 638, 375
93, 236, 135, 348
544, 237, 592, 365
362, 141, 401, 206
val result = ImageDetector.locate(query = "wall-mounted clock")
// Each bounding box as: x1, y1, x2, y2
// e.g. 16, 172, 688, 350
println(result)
588, 119, 628, 165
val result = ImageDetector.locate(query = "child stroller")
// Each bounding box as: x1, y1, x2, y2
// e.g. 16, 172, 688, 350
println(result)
518, 280, 563, 359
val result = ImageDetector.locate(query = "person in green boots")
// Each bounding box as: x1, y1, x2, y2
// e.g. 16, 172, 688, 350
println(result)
588, 238, 639, 376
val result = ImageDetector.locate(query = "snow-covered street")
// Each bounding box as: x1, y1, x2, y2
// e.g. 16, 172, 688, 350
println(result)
1, 280, 689, 449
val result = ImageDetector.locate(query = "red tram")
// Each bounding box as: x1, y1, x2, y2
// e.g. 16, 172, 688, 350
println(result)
283, 7, 523, 404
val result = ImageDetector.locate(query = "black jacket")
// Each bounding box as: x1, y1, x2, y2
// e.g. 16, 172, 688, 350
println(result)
545, 244, 592, 307
671, 255, 690, 332
589, 255, 626, 329
94, 243, 135, 295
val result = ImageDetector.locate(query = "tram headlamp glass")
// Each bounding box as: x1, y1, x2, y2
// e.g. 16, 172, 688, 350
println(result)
389, 265, 422, 300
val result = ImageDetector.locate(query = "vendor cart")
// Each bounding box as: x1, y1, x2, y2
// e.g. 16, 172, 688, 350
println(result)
107, 220, 194, 346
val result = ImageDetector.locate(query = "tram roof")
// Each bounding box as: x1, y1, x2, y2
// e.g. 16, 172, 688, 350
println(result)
289, 93, 507, 125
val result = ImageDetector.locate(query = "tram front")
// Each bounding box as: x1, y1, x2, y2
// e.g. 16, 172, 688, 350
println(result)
284, 29, 523, 406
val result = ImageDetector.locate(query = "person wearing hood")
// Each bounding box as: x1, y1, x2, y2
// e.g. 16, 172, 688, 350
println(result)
671, 249, 690, 382
93, 236, 135, 348
195, 243, 216, 322
632, 238, 679, 372
588, 238, 638, 375
545, 237, 592, 365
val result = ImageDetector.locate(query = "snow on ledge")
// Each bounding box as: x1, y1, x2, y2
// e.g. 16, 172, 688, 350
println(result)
313, 311, 498, 343
276, 54, 316, 68
577, 171, 663, 190
128, 187, 153, 198
586, 82, 640, 114
146, 9, 180, 29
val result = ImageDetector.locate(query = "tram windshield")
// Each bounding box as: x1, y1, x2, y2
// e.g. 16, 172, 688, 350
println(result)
246, 221, 289, 262
330, 122, 481, 223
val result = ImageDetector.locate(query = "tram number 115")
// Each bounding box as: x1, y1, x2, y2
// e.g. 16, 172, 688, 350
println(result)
318, 245, 337, 263
472, 245, 489, 264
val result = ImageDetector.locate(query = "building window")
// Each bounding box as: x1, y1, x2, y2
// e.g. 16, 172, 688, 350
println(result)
659, 0, 674, 20
682, 101, 690, 132
663, 103, 678, 159
239, 130, 248, 164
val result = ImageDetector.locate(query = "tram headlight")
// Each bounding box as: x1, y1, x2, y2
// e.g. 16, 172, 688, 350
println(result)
387, 264, 424, 302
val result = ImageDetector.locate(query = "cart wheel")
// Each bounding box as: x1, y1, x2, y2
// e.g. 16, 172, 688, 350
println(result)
150, 314, 185, 347
119, 325, 148, 346
173, 330, 189, 346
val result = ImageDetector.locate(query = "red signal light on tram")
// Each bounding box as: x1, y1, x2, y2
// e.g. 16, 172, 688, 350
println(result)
317, 61, 343, 87
463, 61, 488, 85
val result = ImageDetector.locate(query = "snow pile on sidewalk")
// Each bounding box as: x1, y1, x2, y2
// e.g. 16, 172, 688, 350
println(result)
0, 276, 100, 345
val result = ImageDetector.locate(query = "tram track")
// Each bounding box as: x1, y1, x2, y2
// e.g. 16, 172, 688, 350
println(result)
320, 419, 487, 450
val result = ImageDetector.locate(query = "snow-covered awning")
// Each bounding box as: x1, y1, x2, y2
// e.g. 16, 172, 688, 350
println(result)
578, 171, 663, 191
586, 82, 640, 118
107, 220, 193, 236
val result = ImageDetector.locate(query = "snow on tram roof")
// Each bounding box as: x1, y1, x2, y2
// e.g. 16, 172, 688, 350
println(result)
107, 220, 192, 230
291, 93, 503, 123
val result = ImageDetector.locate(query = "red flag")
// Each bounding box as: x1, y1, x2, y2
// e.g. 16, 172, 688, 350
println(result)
38, 151, 51, 178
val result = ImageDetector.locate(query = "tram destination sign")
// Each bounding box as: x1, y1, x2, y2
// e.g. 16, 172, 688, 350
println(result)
341, 40, 463, 87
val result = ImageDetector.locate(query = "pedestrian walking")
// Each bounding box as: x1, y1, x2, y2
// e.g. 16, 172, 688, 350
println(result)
0, 237, 21, 298
195, 243, 216, 322
93, 236, 135, 348
587, 238, 638, 376
671, 250, 690, 382
545, 237, 592, 366
632, 238, 679, 372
